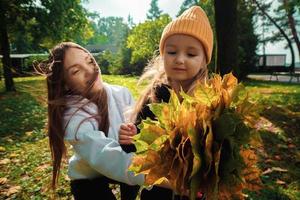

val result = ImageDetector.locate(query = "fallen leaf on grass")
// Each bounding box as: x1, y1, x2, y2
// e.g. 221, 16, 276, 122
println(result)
9, 153, 18, 158
25, 131, 33, 137
6, 186, 21, 196
262, 167, 288, 175
35, 163, 50, 172
276, 179, 286, 185
11, 159, 20, 163
262, 168, 273, 175
265, 159, 274, 164
274, 155, 281, 161
0, 159, 10, 165
0, 146, 6, 152
0, 178, 8, 185
272, 167, 288, 172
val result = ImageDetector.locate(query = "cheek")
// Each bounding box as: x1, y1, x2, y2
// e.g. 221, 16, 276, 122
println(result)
66, 76, 85, 91
163, 56, 172, 69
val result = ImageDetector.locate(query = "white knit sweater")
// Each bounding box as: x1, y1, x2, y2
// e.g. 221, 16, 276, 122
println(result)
63, 83, 144, 185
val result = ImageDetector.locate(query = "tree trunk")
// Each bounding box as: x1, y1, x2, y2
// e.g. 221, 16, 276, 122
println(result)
283, 0, 300, 60
214, 0, 239, 78
0, 1, 16, 92
253, 0, 295, 72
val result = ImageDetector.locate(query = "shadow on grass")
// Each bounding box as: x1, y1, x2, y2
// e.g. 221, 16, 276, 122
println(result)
0, 90, 47, 146
249, 105, 300, 199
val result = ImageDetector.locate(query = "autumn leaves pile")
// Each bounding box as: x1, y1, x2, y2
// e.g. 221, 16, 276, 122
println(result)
129, 73, 261, 199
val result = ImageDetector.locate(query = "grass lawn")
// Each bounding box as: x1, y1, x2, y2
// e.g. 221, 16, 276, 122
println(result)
0, 75, 299, 199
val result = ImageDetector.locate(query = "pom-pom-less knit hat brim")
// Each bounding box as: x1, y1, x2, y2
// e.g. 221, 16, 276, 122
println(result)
159, 6, 213, 64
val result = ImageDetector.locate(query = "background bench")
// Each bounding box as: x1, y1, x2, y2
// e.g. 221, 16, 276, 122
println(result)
257, 54, 299, 83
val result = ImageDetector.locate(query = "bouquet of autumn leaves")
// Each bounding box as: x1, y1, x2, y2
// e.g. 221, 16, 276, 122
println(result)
129, 73, 261, 199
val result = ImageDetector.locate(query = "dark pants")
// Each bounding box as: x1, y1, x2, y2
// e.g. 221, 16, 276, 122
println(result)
71, 176, 139, 200
141, 186, 205, 200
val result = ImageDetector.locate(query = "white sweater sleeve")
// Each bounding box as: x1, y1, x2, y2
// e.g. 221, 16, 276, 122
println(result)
64, 111, 144, 185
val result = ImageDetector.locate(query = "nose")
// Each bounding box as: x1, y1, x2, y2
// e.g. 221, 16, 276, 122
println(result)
175, 53, 184, 65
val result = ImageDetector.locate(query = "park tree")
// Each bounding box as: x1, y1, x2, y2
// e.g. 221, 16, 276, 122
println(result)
0, 0, 15, 91
127, 14, 171, 75
214, 0, 239, 78
272, 0, 299, 62
237, 0, 258, 79
177, 0, 200, 16
88, 16, 131, 74
147, 0, 163, 20
96, 17, 129, 52
0, 0, 93, 92
253, 0, 296, 71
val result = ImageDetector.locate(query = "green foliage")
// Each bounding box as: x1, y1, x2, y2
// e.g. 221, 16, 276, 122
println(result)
95, 51, 113, 74
87, 16, 133, 74
93, 16, 130, 49
177, 0, 200, 16
127, 14, 171, 74
147, 0, 163, 20
3, 0, 94, 53
263, 0, 299, 45
23, 55, 48, 72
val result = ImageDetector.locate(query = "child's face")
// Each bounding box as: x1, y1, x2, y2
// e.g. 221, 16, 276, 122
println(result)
63, 47, 103, 94
163, 34, 206, 87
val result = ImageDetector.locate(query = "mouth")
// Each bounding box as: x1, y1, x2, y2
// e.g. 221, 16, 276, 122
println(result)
86, 72, 99, 86
172, 67, 187, 71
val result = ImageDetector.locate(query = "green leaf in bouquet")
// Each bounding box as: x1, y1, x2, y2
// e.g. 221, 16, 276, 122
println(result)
231, 83, 245, 104
204, 123, 213, 175
233, 120, 250, 146
235, 93, 255, 117
187, 127, 202, 178
180, 90, 197, 105
149, 103, 166, 122
212, 110, 239, 142
149, 135, 169, 151
169, 89, 180, 107
152, 177, 169, 186
193, 84, 219, 107
129, 150, 160, 175
135, 119, 166, 145
134, 140, 149, 153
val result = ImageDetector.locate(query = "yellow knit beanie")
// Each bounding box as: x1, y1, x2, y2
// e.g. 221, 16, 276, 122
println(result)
159, 6, 213, 63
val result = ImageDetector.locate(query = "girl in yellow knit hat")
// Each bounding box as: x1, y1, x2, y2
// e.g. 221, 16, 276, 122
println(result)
119, 5, 213, 200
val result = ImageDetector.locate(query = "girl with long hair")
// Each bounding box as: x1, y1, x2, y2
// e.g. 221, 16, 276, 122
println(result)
39, 42, 142, 200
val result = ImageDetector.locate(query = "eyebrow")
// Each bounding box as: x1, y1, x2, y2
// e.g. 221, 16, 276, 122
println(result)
66, 55, 90, 71
165, 44, 200, 50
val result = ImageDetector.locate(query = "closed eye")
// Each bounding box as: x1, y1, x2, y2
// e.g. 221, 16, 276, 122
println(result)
187, 53, 196, 57
71, 69, 80, 75
167, 51, 176, 55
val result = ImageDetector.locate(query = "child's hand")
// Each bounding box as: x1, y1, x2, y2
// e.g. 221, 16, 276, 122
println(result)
119, 123, 137, 145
